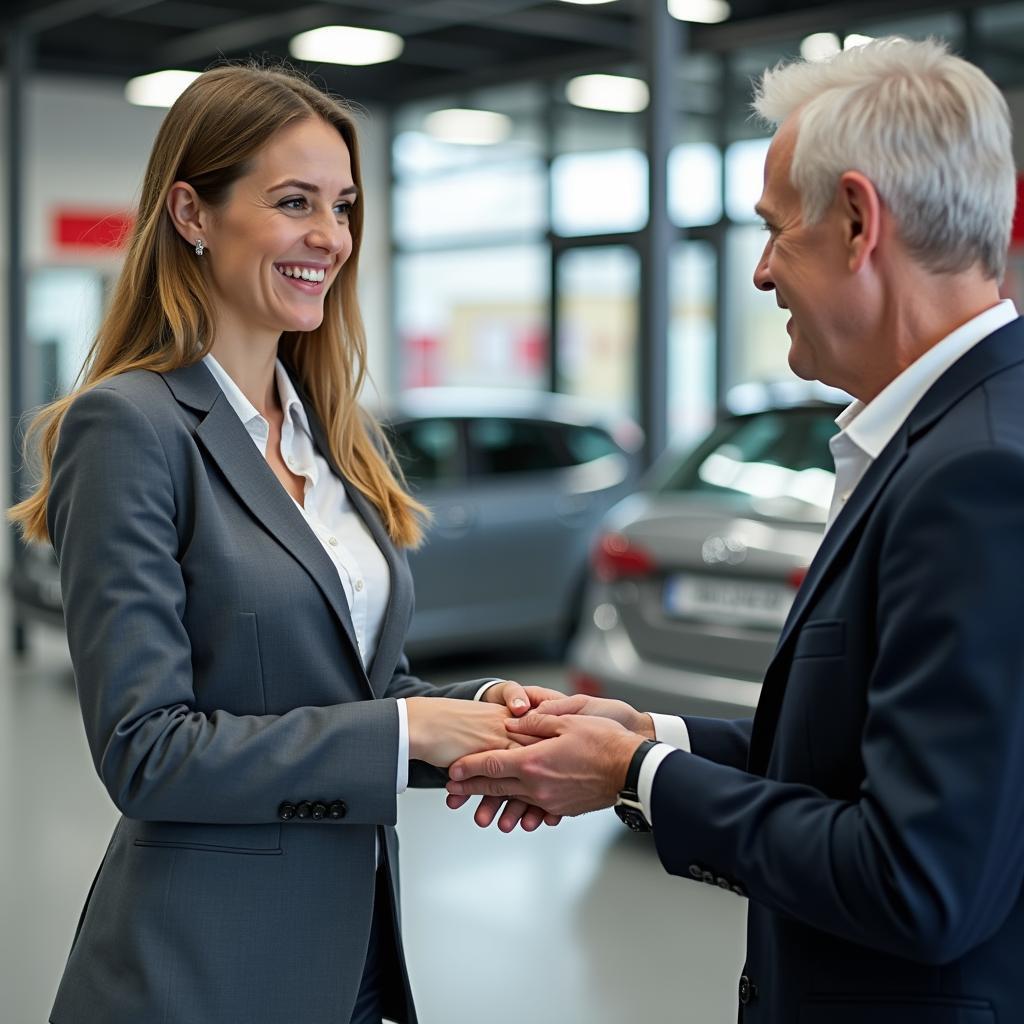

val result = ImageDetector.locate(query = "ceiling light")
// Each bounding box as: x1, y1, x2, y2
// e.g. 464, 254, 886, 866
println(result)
423, 108, 512, 146
289, 25, 404, 66
668, 0, 731, 23
566, 74, 649, 113
800, 32, 841, 62
844, 33, 874, 49
125, 70, 201, 108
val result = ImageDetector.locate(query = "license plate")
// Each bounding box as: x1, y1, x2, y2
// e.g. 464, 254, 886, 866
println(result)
663, 574, 794, 628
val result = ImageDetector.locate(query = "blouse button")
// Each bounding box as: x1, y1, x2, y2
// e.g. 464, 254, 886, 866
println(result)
328, 536, 338, 546
355, 580, 365, 592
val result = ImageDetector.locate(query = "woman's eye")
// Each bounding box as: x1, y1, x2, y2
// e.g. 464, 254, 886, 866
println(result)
280, 196, 308, 211
333, 201, 353, 218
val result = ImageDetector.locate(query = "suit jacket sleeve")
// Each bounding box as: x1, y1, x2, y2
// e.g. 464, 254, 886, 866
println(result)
48, 384, 405, 827
683, 716, 753, 769
650, 446, 1024, 965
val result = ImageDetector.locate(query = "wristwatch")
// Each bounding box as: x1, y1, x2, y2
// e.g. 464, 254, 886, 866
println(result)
613, 738, 658, 833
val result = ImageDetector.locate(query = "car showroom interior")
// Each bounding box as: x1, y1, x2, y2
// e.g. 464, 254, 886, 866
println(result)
4, 1, 1024, 1022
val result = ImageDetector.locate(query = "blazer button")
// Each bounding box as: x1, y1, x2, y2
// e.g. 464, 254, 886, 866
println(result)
311, 802, 327, 820
278, 802, 296, 821
738, 974, 758, 1005
296, 801, 312, 819
329, 801, 348, 820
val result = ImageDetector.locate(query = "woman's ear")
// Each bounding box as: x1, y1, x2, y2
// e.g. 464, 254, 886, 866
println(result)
166, 181, 208, 247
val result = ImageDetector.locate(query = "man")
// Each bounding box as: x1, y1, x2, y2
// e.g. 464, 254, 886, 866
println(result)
446, 37, 1024, 1022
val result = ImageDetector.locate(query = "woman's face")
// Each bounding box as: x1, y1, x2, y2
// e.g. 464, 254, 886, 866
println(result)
201, 117, 356, 343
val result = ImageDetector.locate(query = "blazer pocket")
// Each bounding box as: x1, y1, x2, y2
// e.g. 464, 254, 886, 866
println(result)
792, 619, 845, 660
800, 996, 994, 1024
132, 820, 282, 855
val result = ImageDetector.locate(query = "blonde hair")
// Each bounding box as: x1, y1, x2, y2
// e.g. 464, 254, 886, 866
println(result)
9, 63, 426, 547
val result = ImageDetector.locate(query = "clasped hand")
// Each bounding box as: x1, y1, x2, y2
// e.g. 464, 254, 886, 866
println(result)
445, 692, 656, 829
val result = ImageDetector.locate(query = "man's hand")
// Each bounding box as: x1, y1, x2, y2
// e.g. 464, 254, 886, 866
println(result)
446, 681, 569, 831
446, 713, 647, 818
536, 693, 656, 738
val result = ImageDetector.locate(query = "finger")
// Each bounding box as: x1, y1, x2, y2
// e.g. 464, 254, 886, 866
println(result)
524, 686, 566, 707
446, 793, 471, 811
519, 805, 547, 831
447, 776, 522, 798
505, 712, 562, 739
536, 695, 589, 716
449, 747, 523, 782
543, 813, 562, 827
498, 680, 530, 716
473, 796, 506, 828
506, 732, 545, 748
497, 799, 531, 833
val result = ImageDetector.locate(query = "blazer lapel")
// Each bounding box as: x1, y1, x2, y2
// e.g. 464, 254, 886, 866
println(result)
747, 315, 1024, 775
300, 399, 413, 698
161, 362, 368, 686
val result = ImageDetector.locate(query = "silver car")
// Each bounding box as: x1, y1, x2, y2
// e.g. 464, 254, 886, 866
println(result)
568, 387, 846, 718
388, 388, 644, 658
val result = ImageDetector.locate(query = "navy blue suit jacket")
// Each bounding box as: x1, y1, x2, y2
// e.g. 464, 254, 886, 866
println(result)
651, 318, 1024, 1024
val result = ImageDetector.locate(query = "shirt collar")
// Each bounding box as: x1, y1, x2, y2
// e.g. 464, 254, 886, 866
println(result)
202, 352, 312, 441
837, 299, 1018, 459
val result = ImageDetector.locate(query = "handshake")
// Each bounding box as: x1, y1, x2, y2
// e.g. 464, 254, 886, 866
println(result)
405, 683, 657, 832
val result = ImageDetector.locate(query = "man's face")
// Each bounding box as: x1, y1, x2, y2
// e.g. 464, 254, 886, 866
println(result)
753, 118, 852, 386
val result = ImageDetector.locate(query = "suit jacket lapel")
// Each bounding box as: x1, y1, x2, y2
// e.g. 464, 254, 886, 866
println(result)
162, 362, 369, 689
748, 316, 1024, 775
295, 380, 413, 698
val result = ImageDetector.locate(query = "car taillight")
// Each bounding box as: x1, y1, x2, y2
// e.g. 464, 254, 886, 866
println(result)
591, 532, 655, 582
787, 566, 809, 590
568, 670, 605, 697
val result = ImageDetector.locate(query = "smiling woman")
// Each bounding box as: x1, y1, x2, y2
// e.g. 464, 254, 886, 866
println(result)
7, 63, 553, 1024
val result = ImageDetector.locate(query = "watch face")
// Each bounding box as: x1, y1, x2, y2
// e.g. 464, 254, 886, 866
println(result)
614, 803, 651, 833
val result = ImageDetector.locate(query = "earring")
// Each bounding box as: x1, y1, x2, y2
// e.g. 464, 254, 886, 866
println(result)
194, 239, 205, 257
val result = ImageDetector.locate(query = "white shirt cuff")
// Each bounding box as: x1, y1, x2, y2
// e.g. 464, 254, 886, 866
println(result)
473, 679, 503, 702
638, 744, 677, 829
649, 713, 691, 752
396, 698, 409, 794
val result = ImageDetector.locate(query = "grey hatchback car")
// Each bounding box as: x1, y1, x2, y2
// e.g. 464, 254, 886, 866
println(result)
567, 390, 846, 718
388, 388, 643, 658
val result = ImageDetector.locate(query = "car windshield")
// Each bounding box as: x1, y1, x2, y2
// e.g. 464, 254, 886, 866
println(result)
654, 407, 841, 520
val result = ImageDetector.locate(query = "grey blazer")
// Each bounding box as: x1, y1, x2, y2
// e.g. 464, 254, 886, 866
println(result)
46, 361, 487, 1024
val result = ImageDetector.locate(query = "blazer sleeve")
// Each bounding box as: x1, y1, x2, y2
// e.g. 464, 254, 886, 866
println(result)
649, 446, 1024, 965
48, 384, 404, 827
683, 716, 753, 769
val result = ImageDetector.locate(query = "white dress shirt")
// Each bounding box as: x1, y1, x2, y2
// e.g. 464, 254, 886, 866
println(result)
637, 299, 1019, 827
203, 353, 410, 794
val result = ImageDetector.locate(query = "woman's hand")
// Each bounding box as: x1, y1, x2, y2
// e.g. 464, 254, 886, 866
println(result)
480, 680, 567, 717
406, 697, 516, 768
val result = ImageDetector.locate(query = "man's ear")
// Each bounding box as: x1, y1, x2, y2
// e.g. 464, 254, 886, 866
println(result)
838, 171, 881, 273
166, 181, 208, 247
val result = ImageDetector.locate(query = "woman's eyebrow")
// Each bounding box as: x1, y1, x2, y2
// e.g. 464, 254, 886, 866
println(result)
268, 178, 359, 197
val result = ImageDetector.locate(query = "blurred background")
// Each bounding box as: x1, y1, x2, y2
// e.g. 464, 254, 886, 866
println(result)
3, 1, 1024, 1021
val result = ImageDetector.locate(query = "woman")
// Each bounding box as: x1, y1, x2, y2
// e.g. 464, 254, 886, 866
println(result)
10, 64, 557, 1024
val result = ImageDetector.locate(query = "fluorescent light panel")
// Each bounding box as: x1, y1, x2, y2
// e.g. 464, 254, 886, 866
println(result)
290, 25, 404, 66
125, 70, 201, 108
566, 74, 649, 113
800, 32, 841, 62
668, 0, 731, 24
424, 108, 512, 145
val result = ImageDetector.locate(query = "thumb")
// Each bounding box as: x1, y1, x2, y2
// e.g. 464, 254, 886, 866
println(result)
497, 679, 530, 715
506, 712, 562, 739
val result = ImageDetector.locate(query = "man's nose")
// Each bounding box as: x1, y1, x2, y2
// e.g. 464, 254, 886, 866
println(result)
753, 245, 775, 292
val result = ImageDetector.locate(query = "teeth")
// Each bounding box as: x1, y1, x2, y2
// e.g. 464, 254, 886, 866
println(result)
278, 266, 326, 283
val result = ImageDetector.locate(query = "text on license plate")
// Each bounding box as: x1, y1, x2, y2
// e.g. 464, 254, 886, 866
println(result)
663, 574, 794, 628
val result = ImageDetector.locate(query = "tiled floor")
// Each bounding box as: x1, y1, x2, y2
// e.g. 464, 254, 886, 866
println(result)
1, 617, 746, 1023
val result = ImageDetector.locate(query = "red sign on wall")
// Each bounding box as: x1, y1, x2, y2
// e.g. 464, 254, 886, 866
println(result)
54, 209, 134, 250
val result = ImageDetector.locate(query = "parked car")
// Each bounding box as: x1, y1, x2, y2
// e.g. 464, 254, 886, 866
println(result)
388, 388, 643, 658
10, 386, 643, 660
568, 384, 847, 718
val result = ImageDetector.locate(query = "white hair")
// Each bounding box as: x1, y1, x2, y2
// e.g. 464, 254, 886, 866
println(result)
753, 37, 1016, 280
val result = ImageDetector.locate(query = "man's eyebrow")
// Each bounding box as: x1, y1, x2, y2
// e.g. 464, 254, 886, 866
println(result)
754, 203, 774, 223
268, 179, 359, 197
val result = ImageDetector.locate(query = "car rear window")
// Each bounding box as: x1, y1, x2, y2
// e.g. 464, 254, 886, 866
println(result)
560, 424, 620, 465
467, 418, 572, 476
389, 418, 463, 484
656, 408, 840, 506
